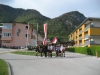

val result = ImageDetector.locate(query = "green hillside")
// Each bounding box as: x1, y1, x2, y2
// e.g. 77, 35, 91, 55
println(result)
46, 11, 86, 41
0, 4, 86, 42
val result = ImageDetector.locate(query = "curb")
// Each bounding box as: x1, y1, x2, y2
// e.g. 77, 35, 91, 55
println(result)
7, 62, 14, 75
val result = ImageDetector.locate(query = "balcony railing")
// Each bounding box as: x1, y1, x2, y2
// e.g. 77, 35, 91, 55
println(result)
84, 25, 90, 31
79, 36, 82, 40
84, 34, 88, 38
79, 30, 82, 34
79, 43, 82, 46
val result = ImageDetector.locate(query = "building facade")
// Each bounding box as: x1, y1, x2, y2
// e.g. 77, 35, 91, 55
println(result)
0, 22, 43, 47
69, 18, 100, 47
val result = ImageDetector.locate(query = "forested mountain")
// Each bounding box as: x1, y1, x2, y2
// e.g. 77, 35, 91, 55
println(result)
46, 11, 86, 41
0, 4, 86, 42
0, 4, 50, 33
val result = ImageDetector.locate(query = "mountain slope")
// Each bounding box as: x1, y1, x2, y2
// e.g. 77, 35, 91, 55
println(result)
46, 11, 86, 41
0, 4, 86, 42
0, 4, 50, 26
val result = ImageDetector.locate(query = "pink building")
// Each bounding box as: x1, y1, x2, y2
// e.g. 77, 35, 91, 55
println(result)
0, 22, 43, 48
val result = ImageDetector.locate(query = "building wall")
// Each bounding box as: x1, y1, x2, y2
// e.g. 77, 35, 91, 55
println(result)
90, 28, 100, 35
1, 23, 12, 46
12, 23, 32, 47
1, 22, 43, 47
1, 23, 33, 47
92, 38, 100, 44
69, 18, 100, 47
92, 19, 100, 27
30, 39, 37, 46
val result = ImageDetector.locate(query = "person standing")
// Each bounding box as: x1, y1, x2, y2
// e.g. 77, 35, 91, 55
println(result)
36, 45, 39, 57
40, 45, 43, 57
44, 44, 48, 57
60, 44, 63, 57
55, 45, 58, 57
49, 44, 53, 57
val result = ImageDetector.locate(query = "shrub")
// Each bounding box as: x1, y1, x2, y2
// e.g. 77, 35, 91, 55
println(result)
67, 46, 100, 57
66, 48, 75, 52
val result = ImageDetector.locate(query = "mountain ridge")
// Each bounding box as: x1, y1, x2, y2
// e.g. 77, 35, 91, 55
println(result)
0, 4, 86, 42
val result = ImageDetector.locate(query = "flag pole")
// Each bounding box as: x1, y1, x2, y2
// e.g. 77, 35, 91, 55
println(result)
26, 23, 29, 54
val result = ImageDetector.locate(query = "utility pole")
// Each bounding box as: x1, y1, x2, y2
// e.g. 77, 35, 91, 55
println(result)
26, 23, 29, 54
37, 23, 38, 46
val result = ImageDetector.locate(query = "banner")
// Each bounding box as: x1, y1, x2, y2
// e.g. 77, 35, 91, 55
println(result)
43, 23, 47, 45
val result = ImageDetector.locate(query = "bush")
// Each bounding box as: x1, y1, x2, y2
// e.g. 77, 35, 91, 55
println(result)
75, 47, 88, 54
66, 48, 75, 52
28, 46, 37, 50
66, 46, 100, 57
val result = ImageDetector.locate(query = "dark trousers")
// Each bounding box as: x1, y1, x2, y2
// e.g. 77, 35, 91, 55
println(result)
44, 51, 47, 57
40, 52, 43, 57
56, 51, 58, 56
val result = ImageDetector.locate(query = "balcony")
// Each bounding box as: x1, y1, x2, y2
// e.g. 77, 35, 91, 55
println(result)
79, 36, 82, 40
79, 30, 82, 34
84, 34, 90, 40
79, 43, 82, 46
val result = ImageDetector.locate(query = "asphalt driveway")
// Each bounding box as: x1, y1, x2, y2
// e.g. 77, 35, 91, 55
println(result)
0, 51, 100, 75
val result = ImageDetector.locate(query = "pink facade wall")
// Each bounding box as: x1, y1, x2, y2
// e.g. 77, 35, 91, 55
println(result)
2, 23, 33, 47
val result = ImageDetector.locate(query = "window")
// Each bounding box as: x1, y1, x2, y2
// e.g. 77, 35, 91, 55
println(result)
3, 25, 12, 29
4, 33, 6, 36
4, 41, 10, 43
25, 34, 29, 38
8, 33, 11, 37
2, 33, 12, 37
26, 26, 29, 30
25, 34, 28, 37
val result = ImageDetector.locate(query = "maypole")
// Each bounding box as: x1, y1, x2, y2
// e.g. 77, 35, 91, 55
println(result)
43, 23, 47, 45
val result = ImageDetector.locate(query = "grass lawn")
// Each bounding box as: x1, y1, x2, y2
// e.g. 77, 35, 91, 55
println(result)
12, 51, 56, 56
12, 51, 36, 56
0, 59, 9, 75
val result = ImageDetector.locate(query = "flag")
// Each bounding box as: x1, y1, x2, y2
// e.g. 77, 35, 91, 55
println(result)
43, 38, 46, 45
43, 23, 47, 45
52, 37, 57, 44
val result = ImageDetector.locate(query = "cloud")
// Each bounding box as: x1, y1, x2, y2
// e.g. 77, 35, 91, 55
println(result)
0, 0, 100, 18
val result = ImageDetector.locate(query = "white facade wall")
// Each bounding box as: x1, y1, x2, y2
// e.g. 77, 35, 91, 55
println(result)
32, 28, 43, 41
92, 37, 100, 44
92, 20, 100, 27
38, 34, 43, 41
30, 39, 37, 46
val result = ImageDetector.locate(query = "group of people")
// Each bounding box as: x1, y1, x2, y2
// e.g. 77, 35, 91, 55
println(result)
36, 44, 66, 57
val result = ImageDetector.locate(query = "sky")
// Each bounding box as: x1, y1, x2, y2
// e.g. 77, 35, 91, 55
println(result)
0, 0, 100, 18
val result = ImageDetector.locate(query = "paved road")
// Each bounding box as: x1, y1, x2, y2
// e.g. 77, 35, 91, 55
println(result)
0, 51, 100, 75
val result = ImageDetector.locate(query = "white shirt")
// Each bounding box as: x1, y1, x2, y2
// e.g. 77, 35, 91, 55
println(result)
60, 45, 63, 51
50, 45, 53, 50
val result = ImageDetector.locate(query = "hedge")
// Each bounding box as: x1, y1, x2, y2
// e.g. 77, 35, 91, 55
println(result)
66, 46, 100, 57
